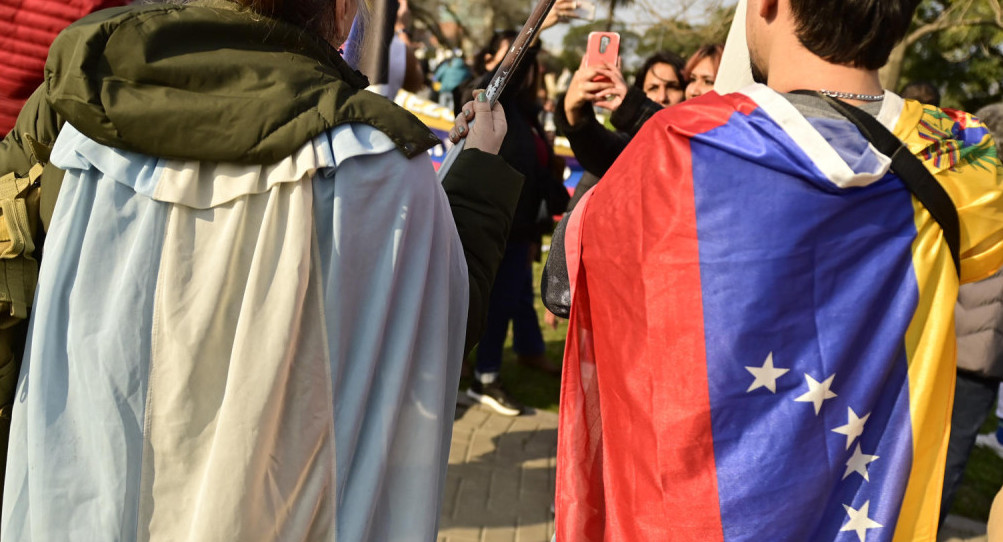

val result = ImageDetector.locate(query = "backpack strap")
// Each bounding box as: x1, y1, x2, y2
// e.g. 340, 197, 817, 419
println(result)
793, 91, 961, 277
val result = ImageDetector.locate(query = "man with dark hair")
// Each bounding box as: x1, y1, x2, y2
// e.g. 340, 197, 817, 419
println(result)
783, 0, 918, 70
545, 0, 1003, 540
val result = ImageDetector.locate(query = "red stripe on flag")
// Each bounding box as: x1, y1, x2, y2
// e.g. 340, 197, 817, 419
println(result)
556, 93, 754, 540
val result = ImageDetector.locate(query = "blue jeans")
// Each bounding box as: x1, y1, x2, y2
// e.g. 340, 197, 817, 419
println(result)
475, 242, 545, 375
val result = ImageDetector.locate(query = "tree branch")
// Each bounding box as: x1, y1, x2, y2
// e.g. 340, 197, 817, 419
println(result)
903, 15, 1003, 48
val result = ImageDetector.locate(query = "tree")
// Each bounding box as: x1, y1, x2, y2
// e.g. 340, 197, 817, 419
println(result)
898, 14, 1003, 110
635, 2, 733, 60
882, 0, 1003, 95
601, 0, 637, 31
408, 0, 533, 51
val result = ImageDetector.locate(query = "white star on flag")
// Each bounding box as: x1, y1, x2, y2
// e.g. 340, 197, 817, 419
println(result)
745, 352, 789, 393
833, 407, 871, 450
840, 501, 882, 542
793, 373, 837, 415
842, 444, 879, 481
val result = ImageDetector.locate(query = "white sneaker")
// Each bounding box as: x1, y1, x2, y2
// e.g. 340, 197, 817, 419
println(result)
975, 432, 1003, 459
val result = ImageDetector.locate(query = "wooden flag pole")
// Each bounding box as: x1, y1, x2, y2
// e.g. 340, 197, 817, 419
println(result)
436, 0, 558, 182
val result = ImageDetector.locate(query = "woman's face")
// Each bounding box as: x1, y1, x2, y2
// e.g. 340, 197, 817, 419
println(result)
642, 62, 684, 108
685, 56, 716, 100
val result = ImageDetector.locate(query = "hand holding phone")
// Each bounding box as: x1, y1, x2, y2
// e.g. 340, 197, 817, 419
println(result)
565, 54, 622, 125
545, 0, 595, 31
567, 0, 596, 20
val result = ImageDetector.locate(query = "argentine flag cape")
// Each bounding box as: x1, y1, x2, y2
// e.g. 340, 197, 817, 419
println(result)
555, 85, 1003, 542
3, 122, 468, 541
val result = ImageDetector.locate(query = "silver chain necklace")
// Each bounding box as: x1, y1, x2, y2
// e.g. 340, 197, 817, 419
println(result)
819, 89, 885, 102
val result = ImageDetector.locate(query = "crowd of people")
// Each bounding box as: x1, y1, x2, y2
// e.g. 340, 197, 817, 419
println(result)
382, 12, 735, 417
349, 3, 736, 417
1, 0, 1003, 541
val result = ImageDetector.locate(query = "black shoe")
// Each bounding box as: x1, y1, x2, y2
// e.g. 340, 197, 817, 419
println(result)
467, 379, 524, 416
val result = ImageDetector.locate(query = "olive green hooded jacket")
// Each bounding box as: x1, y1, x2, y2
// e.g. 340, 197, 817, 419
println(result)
0, 0, 522, 499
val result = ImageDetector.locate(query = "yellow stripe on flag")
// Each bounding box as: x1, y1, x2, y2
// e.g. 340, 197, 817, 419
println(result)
893, 100, 961, 542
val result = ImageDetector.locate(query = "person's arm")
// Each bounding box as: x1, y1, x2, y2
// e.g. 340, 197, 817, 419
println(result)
554, 93, 629, 177
442, 150, 523, 355
446, 94, 524, 356
610, 85, 663, 137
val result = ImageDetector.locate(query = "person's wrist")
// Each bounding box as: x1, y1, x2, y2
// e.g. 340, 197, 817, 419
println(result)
610, 86, 644, 130
564, 100, 581, 126
566, 107, 582, 126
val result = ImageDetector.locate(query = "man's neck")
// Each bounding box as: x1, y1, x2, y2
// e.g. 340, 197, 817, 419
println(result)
765, 42, 884, 106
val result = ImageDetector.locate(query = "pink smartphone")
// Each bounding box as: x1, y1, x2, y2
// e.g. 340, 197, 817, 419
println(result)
586, 32, 619, 81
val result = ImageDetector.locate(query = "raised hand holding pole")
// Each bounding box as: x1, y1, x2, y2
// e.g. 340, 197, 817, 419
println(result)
436, 0, 558, 182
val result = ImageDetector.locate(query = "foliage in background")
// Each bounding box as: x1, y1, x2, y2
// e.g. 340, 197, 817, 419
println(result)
602, 0, 637, 31
634, 2, 732, 60
407, 0, 1003, 111
556, 0, 732, 78
408, 0, 534, 52
890, 0, 1003, 111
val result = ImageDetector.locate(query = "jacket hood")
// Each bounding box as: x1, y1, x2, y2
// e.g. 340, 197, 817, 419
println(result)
43, 2, 440, 163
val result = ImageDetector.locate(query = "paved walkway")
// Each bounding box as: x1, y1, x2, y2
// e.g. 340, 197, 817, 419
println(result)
438, 402, 558, 542
437, 403, 990, 542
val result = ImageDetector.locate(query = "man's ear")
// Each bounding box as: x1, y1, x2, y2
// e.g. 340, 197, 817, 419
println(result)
757, 0, 779, 18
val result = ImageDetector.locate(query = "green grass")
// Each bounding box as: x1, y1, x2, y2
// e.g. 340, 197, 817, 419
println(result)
465, 240, 1003, 521
461, 246, 567, 413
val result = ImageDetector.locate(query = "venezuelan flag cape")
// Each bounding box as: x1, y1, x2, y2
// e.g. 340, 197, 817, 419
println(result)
555, 85, 1003, 542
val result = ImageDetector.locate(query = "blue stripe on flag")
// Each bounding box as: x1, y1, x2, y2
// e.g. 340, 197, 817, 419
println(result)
691, 110, 919, 541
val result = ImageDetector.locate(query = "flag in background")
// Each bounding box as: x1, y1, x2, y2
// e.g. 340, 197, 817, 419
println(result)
554, 87, 1003, 542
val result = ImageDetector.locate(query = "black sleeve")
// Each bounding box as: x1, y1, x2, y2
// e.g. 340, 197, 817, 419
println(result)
610, 86, 662, 137
553, 93, 630, 178
441, 148, 524, 356
541, 211, 573, 318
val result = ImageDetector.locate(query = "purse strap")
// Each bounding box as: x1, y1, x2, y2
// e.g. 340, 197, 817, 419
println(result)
790, 90, 961, 276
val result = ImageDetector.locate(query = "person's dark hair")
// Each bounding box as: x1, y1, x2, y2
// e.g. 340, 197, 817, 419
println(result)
473, 30, 519, 75
900, 81, 941, 106
976, 104, 1003, 156
168, 0, 372, 39
788, 0, 921, 70
632, 51, 685, 90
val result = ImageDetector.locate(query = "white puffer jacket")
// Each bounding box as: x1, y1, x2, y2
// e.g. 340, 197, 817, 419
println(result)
956, 268, 1003, 379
